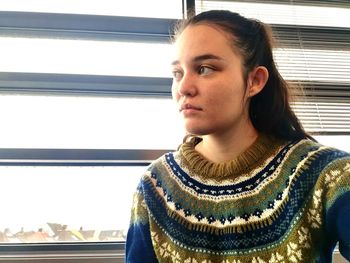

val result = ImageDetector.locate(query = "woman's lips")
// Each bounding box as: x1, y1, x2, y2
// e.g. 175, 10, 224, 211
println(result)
180, 103, 202, 115
180, 103, 201, 111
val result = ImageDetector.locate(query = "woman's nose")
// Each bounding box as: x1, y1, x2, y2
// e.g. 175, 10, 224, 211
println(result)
176, 73, 197, 97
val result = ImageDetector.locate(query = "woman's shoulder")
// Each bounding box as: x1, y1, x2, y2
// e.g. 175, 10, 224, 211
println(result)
296, 137, 349, 157
291, 137, 350, 174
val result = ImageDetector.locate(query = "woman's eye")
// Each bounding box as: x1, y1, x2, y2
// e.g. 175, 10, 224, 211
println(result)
172, 70, 183, 81
198, 66, 214, 75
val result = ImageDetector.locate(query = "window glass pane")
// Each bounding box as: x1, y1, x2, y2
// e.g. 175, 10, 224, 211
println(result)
0, 165, 145, 243
0, 0, 182, 19
196, 1, 350, 28
0, 37, 173, 78
2, 36, 348, 82
0, 95, 184, 150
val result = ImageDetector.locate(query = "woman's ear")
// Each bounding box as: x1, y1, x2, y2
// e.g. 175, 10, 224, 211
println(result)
247, 66, 269, 97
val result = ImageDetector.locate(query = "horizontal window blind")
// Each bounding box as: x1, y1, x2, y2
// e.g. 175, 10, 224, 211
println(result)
205, 0, 350, 8
196, 0, 350, 135
196, 1, 350, 27
292, 98, 350, 134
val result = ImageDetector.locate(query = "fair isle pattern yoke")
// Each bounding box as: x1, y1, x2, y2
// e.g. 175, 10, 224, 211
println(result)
126, 136, 350, 263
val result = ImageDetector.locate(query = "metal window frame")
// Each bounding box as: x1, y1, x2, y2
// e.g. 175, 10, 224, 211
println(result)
0, 148, 170, 166
0, 11, 177, 42
0, 72, 172, 97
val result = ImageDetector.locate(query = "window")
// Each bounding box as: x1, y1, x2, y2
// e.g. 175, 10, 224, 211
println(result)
0, 0, 183, 251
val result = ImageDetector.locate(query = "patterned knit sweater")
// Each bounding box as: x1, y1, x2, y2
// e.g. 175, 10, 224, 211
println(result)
126, 135, 350, 263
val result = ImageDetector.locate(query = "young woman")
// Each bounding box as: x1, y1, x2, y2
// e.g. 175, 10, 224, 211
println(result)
126, 10, 350, 263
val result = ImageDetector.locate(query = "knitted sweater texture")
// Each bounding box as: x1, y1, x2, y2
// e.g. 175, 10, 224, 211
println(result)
126, 136, 350, 263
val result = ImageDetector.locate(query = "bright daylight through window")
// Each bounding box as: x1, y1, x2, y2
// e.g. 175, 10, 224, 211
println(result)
0, 0, 182, 18
0, 166, 144, 243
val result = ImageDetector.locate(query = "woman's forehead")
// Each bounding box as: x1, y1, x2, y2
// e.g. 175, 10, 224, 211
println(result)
173, 24, 241, 62
177, 24, 230, 43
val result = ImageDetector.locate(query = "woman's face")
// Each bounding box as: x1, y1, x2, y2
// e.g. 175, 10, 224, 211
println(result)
171, 24, 250, 137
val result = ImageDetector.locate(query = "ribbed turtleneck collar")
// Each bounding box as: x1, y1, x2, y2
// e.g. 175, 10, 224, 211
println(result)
178, 134, 286, 179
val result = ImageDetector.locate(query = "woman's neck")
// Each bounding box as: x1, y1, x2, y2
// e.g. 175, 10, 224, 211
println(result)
195, 124, 259, 163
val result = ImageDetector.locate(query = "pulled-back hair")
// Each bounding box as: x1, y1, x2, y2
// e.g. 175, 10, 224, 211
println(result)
173, 10, 312, 142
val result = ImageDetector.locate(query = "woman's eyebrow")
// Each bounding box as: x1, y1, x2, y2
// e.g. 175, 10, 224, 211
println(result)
171, 54, 224, 66
193, 54, 223, 63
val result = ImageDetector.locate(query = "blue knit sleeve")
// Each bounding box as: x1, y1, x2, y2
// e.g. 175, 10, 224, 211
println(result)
125, 222, 158, 263
326, 192, 350, 260
324, 157, 350, 260
125, 182, 158, 263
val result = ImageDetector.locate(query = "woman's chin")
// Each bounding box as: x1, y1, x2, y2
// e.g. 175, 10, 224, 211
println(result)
184, 125, 211, 136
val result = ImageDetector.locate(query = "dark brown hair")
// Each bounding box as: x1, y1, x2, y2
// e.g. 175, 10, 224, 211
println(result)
173, 10, 312, 142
